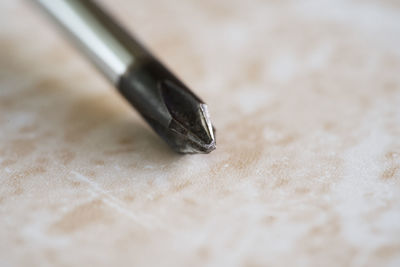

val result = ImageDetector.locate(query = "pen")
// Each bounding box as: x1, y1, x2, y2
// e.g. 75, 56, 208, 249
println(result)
33, 0, 216, 154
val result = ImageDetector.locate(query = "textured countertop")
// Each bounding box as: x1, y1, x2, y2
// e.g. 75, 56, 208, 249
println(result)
1, 0, 400, 266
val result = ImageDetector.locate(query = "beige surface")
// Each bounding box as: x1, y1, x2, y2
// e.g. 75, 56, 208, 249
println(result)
1, 0, 400, 266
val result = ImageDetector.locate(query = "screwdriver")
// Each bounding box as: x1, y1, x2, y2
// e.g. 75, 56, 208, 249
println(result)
33, 0, 216, 154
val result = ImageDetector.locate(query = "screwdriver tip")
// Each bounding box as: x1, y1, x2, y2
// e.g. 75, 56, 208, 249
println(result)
162, 81, 216, 154
118, 61, 216, 154
169, 103, 216, 154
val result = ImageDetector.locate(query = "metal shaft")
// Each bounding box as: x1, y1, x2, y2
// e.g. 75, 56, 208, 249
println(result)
35, 0, 142, 84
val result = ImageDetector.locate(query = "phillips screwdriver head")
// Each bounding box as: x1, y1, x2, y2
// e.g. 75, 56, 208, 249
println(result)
118, 59, 216, 154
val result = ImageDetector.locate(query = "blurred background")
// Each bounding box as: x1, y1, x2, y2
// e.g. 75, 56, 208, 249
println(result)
1, 0, 399, 266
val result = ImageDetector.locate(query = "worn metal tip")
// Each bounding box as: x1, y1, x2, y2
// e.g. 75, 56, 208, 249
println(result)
161, 80, 216, 154
118, 61, 216, 154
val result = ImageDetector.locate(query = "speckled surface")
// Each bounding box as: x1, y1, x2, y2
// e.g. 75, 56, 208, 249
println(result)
1, 0, 400, 266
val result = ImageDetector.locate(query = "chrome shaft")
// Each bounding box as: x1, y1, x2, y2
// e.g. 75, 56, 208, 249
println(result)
35, 0, 135, 84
